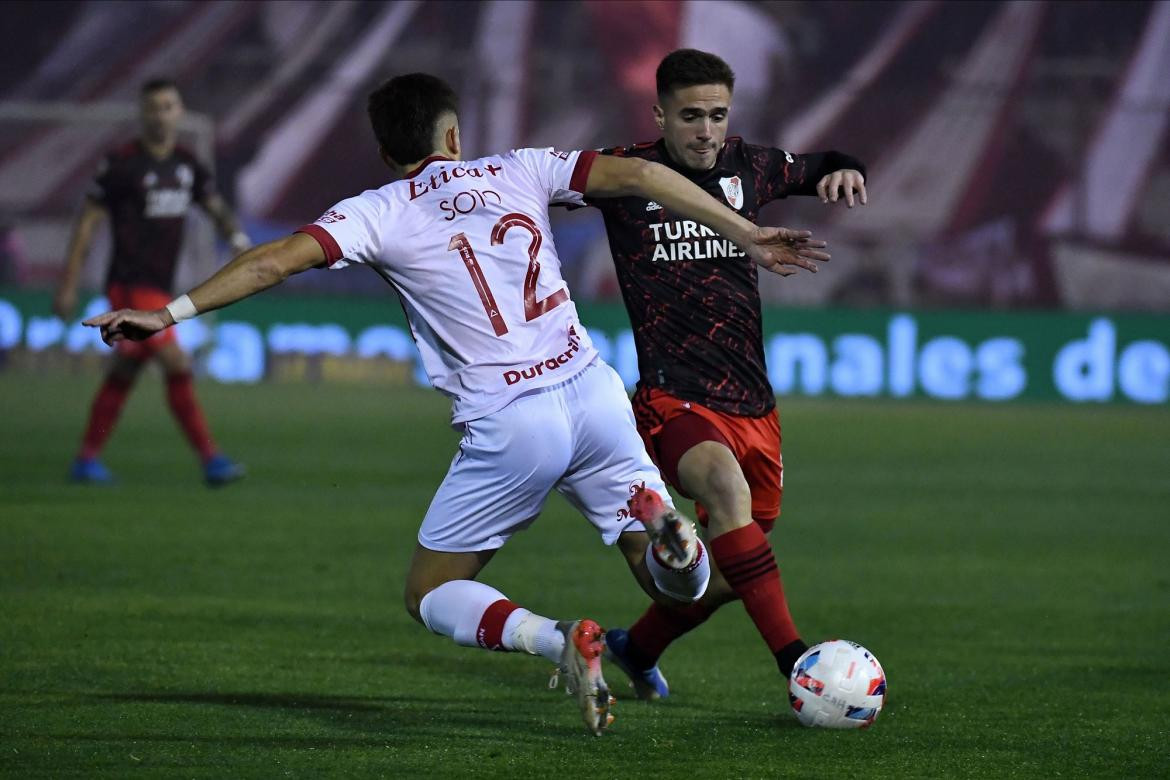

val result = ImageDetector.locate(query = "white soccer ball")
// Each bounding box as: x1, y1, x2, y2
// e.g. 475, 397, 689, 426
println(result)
788, 640, 887, 729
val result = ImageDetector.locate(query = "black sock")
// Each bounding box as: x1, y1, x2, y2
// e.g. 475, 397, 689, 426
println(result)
775, 638, 809, 677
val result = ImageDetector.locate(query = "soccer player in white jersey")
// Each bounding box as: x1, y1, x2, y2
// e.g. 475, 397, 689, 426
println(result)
85, 73, 829, 736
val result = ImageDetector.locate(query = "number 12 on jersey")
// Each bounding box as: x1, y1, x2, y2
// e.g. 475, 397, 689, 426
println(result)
448, 212, 568, 337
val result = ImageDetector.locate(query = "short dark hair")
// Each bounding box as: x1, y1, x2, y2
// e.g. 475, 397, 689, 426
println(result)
655, 49, 735, 98
367, 73, 459, 166
140, 77, 179, 97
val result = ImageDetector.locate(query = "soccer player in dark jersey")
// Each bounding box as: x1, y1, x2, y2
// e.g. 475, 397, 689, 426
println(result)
588, 49, 868, 699
53, 78, 250, 486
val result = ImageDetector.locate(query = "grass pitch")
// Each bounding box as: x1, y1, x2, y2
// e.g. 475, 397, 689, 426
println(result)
1, 373, 1168, 778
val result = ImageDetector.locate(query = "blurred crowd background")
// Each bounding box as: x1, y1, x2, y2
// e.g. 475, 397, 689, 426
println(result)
1, 0, 1168, 311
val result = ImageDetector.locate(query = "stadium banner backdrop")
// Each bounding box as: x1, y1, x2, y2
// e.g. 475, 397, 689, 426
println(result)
1, 288, 1167, 405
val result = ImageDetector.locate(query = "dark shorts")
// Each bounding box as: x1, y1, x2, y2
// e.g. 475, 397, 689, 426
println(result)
631, 386, 782, 532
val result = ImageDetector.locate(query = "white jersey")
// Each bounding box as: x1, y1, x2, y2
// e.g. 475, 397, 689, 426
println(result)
298, 148, 600, 423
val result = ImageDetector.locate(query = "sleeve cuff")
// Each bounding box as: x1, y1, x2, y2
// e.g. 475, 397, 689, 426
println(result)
295, 224, 344, 267
569, 150, 599, 194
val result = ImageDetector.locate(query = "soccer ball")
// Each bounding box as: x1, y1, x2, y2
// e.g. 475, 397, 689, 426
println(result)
788, 640, 887, 729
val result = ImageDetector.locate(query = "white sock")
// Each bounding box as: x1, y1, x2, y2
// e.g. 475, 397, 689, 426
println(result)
418, 579, 509, 647
503, 609, 565, 663
646, 538, 711, 602
418, 580, 564, 660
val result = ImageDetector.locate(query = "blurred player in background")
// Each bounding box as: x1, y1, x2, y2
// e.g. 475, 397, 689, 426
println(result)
54, 78, 250, 486
584, 49, 868, 699
84, 73, 829, 735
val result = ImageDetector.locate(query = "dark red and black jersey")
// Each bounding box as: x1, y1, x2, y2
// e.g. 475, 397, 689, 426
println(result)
88, 140, 215, 292
585, 137, 865, 416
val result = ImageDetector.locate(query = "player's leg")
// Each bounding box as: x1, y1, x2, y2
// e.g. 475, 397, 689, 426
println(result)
611, 535, 739, 696
552, 363, 713, 700
674, 427, 806, 677
603, 400, 743, 695
553, 362, 711, 606
70, 351, 146, 482
406, 386, 612, 734
405, 544, 611, 735
405, 543, 569, 661
612, 526, 709, 606
606, 528, 721, 699
154, 340, 244, 486
613, 406, 804, 696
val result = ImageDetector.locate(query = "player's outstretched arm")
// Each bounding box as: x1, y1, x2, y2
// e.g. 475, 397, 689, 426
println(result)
53, 198, 107, 320
584, 156, 830, 276
83, 233, 325, 344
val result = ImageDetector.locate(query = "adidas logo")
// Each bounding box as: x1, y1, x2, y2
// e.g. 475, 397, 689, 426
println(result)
645, 201, 662, 211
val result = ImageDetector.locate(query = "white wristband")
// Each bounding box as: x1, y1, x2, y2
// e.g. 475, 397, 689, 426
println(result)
165, 294, 198, 323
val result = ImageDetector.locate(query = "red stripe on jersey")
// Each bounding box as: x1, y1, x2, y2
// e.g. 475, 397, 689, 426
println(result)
295, 225, 343, 267
570, 150, 599, 193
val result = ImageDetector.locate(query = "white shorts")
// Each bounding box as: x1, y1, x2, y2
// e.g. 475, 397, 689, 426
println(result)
418, 359, 671, 552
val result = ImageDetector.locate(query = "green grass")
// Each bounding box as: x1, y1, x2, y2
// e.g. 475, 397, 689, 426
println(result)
1, 373, 1168, 778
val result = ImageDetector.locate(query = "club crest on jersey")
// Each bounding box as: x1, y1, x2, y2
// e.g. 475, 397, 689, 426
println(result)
719, 176, 744, 210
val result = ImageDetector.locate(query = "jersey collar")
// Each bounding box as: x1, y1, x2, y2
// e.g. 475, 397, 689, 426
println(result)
403, 155, 455, 178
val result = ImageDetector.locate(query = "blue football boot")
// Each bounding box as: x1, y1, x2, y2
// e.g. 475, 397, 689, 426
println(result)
603, 628, 670, 700
203, 454, 246, 487
69, 457, 114, 485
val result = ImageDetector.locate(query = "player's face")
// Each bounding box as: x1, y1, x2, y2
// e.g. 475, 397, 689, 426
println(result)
654, 83, 731, 172
140, 88, 184, 142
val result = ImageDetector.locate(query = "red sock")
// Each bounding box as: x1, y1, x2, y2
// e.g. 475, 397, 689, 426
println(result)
627, 600, 718, 667
709, 523, 800, 654
476, 599, 520, 651
165, 372, 217, 462
79, 374, 135, 459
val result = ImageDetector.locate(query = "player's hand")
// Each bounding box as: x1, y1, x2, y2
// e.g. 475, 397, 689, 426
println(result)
229, 230, 252, 255
816, 169, 867, 208
747, 227, 830, 276
83, 308, 172, 344
52, 287, 78, 321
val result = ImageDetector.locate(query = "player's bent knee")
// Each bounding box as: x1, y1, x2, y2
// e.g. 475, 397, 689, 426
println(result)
685, 459, 751, 532
678, 443, 747, 502
403, 569, 438, 624
403, 583, 430, 624
705, 464, 750, 505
